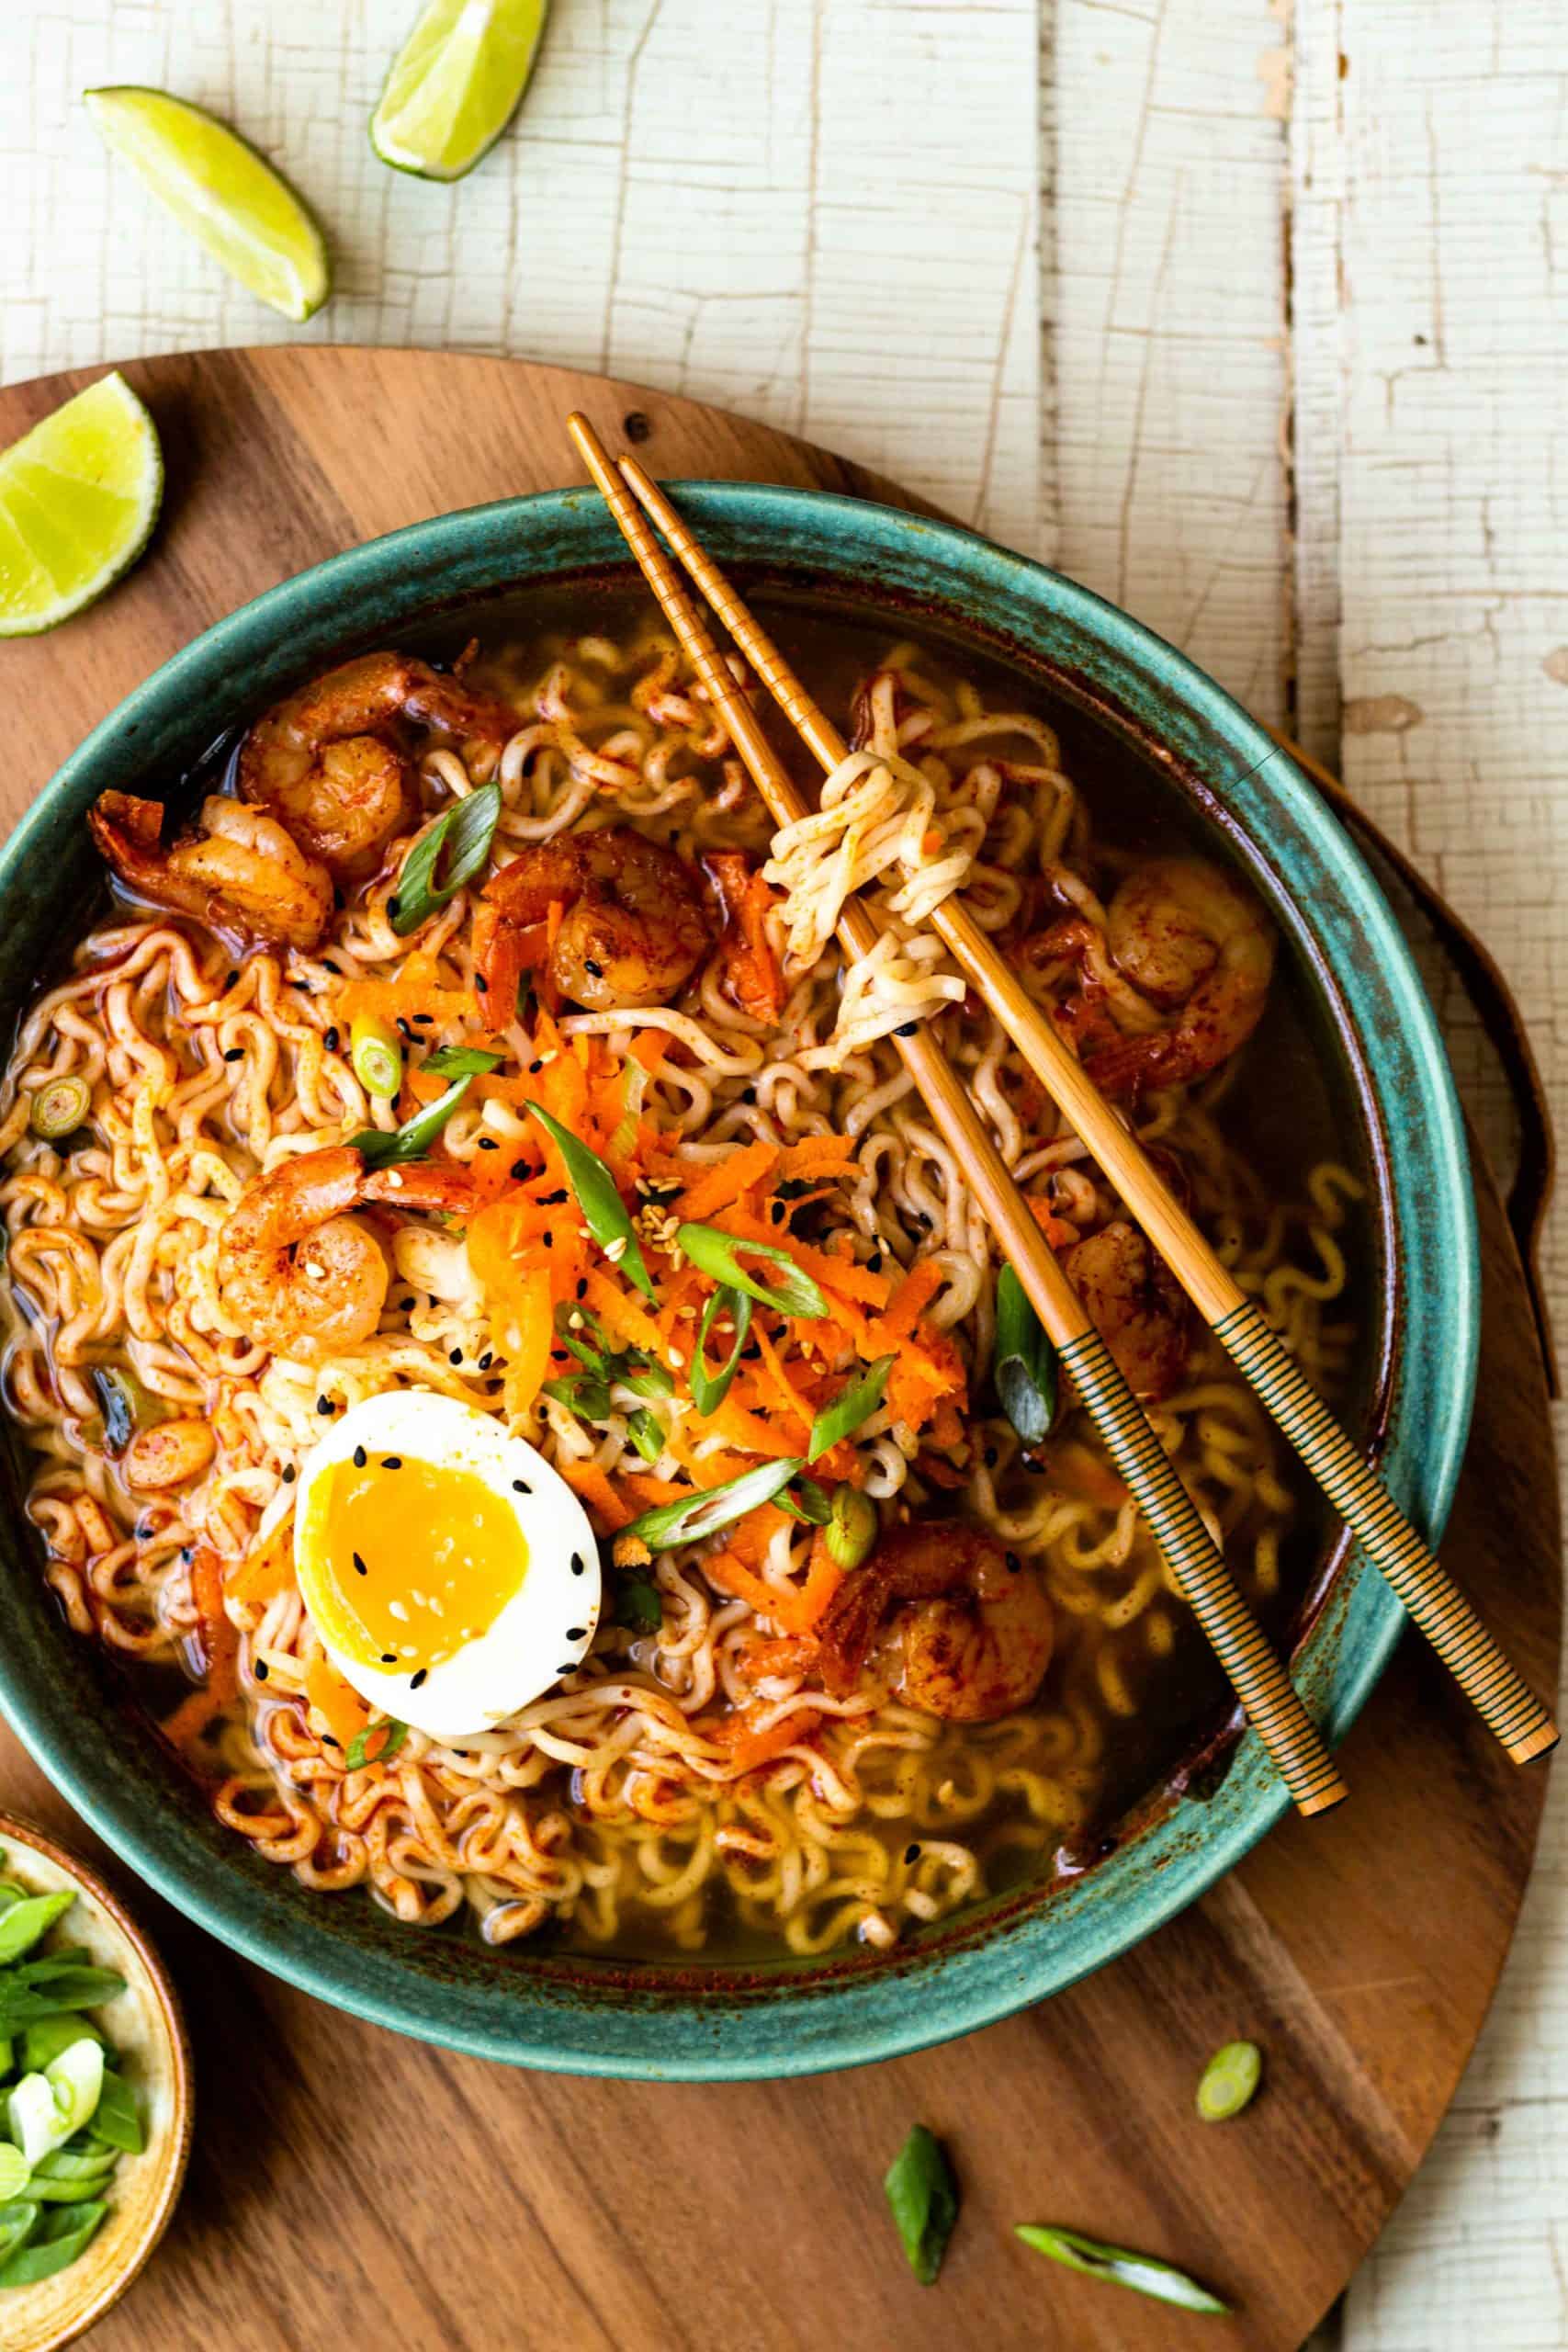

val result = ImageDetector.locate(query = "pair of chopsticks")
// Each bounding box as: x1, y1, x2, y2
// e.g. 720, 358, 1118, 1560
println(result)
566, 412, 1558, 1810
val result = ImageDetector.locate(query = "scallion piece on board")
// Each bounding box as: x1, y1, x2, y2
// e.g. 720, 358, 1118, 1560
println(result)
884, 2124, 959, 2286
349, 1012, 403, 1099
526, 1101, 656, 1301
389, 781, 502, 936
1014, 2225, 1229, 2313
690, 1285, 752, 1416
351, 1076, 471, 1169
994, 1262, 1058, 1445
807, 1353, 895, 1462
422, 1044, 504, 1078
675, 1223, 827, 1318
1196, 2039, 1262, 2121
620, 1456, 804, 1552
28, 1075, 90, 1141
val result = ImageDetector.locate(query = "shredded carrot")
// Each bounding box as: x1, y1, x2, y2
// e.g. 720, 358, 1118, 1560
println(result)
876, 1258, 943, 1340
738, 1634, 818, 1683
775, 1136, 857, 1183
304, 1657, 370, 1751
795, 1531, 843, 1630
629, 1027, 667, 1074
1026, 1194, 1079, 1251
922, 827, 943, 856
710, 1209, 892, 1311
677, 1139, 780, 1222
706, 850, 785, 1023
228, 1520, 295, 1608
582, 1269, 672, 1367
749, 1318, 814, 1440
561, 1462, 631, 1532
505, 1268, 555, 1412
190, 1547, 240, 1705
710, 1705, 821, 1773
724, 1501, 792, 1568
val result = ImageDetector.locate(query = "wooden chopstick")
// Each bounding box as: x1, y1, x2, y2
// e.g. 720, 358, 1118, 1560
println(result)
616, 449, 1559, 1770
567, 412, 1347, 1820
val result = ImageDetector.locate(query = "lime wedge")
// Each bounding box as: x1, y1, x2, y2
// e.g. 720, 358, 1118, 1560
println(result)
371, 0, 549, 182
85, 86, 329, 322
0, 373, 163, 639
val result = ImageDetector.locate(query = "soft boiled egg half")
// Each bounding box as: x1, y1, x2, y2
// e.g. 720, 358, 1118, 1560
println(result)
293, 1389, 601, 1741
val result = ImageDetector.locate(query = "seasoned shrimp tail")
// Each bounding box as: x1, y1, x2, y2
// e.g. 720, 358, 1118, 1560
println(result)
1060, 1219, 1191, 1400
817, 1519, 1054, 1723
89, 791, 333, 950
480, 824, 711, 1012
239, 652, 518, 883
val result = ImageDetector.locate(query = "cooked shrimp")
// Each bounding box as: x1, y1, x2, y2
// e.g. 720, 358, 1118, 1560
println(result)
479, 825, 710, 1012
1042, 857, 1275, 1095
216, 1146, 477, 1364
238, 652, 518, 883
87, 792, 333, 950
816, 1520, 1054, 1723
1060, 1218, 1191, 1400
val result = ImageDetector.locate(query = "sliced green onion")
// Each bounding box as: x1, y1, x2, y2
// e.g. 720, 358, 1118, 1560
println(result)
526, 1101, 655, 1301
613, 1567, 664, 1634
89, 1364, 169, 1456
87, 2067, 143, 2154
884, 2124, 959, 2287
0, 2200, 40, 2267
994, 1262, 1058, 1445
621, 1358, 673, 1402
626, 1408, 665, 1465
389, 780, 502, 936
777, 1475, 832, 1526
0, 1894, 72, 1968
344, 1717, 410, 1771
690, 1285, 752, 1416
28, 1075, 90, 1142
0, 1972, 125, 2032
0, 2198, 107, 2287
422, 1044, 505, 1078
351, 1075, 471, 1169
540, 1372, 614, 1422
620, 1456, 804, 1552
0, 2148, 28, 2202
825, 1485, 878, 1573
675, 1223, 827, 1318
21, 2015, 104, 2073
1196, 2039, 1262, 2121
349, 1012, 403, 1099
807, 1353, 895, 1462
1014, 2226, 1229, 2314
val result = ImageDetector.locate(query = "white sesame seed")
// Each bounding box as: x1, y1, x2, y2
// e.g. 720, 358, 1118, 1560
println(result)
386, 1170, 404, 1191
389, 1600, 408, 1621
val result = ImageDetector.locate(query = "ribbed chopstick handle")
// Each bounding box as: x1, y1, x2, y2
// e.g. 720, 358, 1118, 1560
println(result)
1059, 1327, 1348, 1815
1213, 1300, 1558, 1762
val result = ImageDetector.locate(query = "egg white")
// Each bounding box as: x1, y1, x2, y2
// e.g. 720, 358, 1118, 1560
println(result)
293, 1388, 601, 1741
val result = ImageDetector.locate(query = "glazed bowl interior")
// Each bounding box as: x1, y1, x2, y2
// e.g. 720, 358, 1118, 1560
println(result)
0, 486, 1477, 2078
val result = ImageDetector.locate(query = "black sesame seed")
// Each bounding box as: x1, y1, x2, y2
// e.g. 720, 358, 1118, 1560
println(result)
739, 1086, 756, 1105
180, 1545, 193, 1564
411, 1668, 428, 1690
904, 1842, 919, 1863
583, 958, 603, 978
449, 1348, 463, 1364
984, 1445, 998, 1467
741, 1340, 761, 1361
478, 1351, 493, 1371
400, 1295, 416, 1311
353, 1444, 367, 1468
412, 1012, 434, 1025
565, 1626, 587, 1642
396, 1017, 413, 1040
542, 1189, 568, 1205
380, 1651, 397, 1664
387, 898, 401, 920
316, 1394, 334, 1415
254, 1658, 269, 1681
575, 1278, 587, 1299
478, 1137, 499, 1151
570, 1552, 585, 1577
322, 959, 341, 976
528, 1059, 543, 1075
868, 1250, 884, 1273
511, 1159, 528, 1181
281, 1464, 297, 1485
353, 1552, 367, 1577
323, 1026, 340, 1052
1005, 1552, 1022, 1575
224, 968, 238, 989
513, 1477, 532, 1494
322, 1734, 341, 1750
382, 1455, 402, 1469
542, 1231, 553, 1249
474, 973, 489, 993
558, 1663, 575, 1676
222, 1046, 243, 1063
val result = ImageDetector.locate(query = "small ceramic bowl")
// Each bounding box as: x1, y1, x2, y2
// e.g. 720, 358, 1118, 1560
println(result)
0, 1814, 192, 2352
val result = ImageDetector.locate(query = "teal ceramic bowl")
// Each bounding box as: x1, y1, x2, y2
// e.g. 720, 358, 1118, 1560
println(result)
0, 487, 1476, 2078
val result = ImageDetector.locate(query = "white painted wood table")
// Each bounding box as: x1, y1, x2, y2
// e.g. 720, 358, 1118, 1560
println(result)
2, 2, 1564, 2344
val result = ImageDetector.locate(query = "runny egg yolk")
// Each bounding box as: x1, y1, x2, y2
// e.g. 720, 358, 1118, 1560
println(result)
300, 1456, 528, 1674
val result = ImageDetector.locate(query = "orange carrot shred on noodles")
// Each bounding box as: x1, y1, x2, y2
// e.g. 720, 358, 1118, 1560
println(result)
304, 1657, 370, 1751
190, 1546, 240, 1705
677, 1138, 780, 1222
561, 1462, 631, 1532
876, 1257, 943, 1341
228, 1519, 295, 1608
709, 1706, 821, 1774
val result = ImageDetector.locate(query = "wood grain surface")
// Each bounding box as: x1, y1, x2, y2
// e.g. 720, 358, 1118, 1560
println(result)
0, 349, 1558, 2352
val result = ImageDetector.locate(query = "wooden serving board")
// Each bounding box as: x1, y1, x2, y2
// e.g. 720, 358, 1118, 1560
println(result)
0, 350, 1558, 2352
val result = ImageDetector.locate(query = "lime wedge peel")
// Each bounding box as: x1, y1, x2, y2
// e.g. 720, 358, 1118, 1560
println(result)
371, 0, 549, 183
0, 373, 163, 639
85, 86, 329, 323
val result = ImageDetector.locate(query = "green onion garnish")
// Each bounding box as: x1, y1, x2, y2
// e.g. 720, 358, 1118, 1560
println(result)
777, 1474, 832, 1526
88, 1366, 169, 1458
620, 1456, 804, 1552
807, 1353, 895, 1462
389, 781, 502, 937
351, 1076, 471, 1169
349, 1011, 403, 1100
28, 1075, 90, 1142
1196, 2039, 1262, 2121
675, 1223, 827, 1318
690, 1285, 752, 1416
613, 1567, 664, 1634
540, 1372, 615, 1422
422, 1044, 505, 1078
526, 1102, 656, 1301
0, 1895, 73, 1969
0, 2200, 109, 2287
824, 1485, 877, 1572
344, 1717, 410, 1770
626, 1408, 665, 1465
1014, 2226, 1229, 2313
884, 2124, 959, 2287
994, 1262, 1058, 1445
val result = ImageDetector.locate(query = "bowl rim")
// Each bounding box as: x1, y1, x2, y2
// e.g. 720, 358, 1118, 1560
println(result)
0, 481, 1479, 2077
0, 1810, 193, 2349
